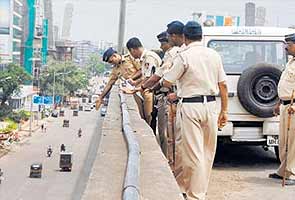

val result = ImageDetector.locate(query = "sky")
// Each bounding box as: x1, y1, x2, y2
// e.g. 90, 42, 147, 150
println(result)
52, 0, 295, 49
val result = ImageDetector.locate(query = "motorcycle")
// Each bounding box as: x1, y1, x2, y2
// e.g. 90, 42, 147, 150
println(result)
47, 148, 53, 157
78, 128, 82, 138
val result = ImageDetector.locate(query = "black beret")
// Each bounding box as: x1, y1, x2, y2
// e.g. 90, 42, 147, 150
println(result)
126, 37, 143, 50
157, 31, 169, 43
285, 33, 295, 42
183, 21, 202, 38
167, 21, 184, 35
103, 47, 117, 62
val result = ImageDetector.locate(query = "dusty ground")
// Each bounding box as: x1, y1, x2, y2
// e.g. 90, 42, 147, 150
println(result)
207, 144, 295, 200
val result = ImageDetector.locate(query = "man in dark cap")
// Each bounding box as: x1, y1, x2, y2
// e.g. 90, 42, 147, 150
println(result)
161, 21, 228, 200
269, 33, 295, 186
95, 47, 142, 110
125, 37, 162, 127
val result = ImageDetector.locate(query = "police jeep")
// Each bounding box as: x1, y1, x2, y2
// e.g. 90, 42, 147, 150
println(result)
202, 26, 295, 161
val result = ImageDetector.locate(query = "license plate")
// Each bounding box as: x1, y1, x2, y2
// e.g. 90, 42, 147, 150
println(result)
267, 135, 279, 146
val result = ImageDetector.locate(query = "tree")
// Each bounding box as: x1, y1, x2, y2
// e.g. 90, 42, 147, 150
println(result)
39, 60, 88, 97
85, 53, 108, 76
0, 63, 31, 106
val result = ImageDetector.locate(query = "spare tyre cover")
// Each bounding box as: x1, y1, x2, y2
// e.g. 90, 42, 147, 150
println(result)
237, 63, 282, 118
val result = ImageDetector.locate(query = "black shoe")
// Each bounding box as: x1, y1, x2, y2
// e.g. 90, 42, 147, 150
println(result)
285, 179, 295, 186
269, 173, 283, 180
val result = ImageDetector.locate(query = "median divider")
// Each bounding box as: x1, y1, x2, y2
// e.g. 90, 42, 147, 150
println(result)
82, 86, 184, 200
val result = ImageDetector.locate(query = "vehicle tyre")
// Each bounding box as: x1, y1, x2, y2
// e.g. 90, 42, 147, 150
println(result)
237, 63, 282, 118
274, 146, 280, 163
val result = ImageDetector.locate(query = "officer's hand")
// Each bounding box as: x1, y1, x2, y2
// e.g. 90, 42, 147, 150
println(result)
121, 87, 136, 94
273, 103, 280, 116
167, 93, 178, 103
218, 111, 228, 129
288, 105, 295, 115
95, 98, 103, 110
127, 78, 136, 86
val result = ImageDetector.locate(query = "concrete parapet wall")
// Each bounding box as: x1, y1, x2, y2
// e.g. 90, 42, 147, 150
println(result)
82, 87, 184, 200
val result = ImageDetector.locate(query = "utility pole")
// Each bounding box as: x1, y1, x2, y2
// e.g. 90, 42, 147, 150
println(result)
53, 71, 55, 108
118, 0, 127, 54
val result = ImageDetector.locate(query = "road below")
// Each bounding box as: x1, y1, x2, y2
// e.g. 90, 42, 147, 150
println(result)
0, 108, 102, 200
208, 144, 295, 200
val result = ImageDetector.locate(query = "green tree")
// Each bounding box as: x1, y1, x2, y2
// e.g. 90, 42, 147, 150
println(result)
85, 54, 108, 76
0, 63, 31, 106
39, 60, 88, 97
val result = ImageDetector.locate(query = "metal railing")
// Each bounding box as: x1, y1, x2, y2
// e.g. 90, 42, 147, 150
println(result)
119, 92, 140, 200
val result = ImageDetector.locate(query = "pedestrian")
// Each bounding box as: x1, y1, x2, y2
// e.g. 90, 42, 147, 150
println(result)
269, 33, 295, 186
126, 37, 162, 128
41, 123, 44, 132
162, 21, 228, 200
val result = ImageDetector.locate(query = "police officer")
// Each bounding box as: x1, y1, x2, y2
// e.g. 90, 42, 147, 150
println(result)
162, 21, 228, 200
95, 47, 143, 117
269, 33, 295, 185
126, 37, 162, 127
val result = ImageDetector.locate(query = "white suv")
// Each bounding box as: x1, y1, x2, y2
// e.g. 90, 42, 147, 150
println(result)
202, 26, 295, 161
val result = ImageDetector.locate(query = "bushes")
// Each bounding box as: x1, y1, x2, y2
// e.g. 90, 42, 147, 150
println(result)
0, 105, 12, 121
0, 119, 17, 134
7, 110, 30, 123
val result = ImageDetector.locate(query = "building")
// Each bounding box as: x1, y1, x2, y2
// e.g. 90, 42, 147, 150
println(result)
43, 0, 54, 51
0, 0, 24, 66
256, 6, 266, 26
192, 12, 240, 27
61, 2, 74, 40
74, 40, 99, 65
55, 40, 75, 62
245, 2, 256, 26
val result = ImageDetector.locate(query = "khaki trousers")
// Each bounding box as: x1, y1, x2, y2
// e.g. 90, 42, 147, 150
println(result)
133, 93, 145, 120
277, 104, 295, 178
157, 94, 168, 156
179, 101, 218, 200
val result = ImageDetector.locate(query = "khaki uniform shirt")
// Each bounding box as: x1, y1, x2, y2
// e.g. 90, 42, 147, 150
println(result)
155, 46, 180, 78
164, 42, 227, 98
109, 54, 141, 82
140, 49, 162, 78
278, 58, 295, 100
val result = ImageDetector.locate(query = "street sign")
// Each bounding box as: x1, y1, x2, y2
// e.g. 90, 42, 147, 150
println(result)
55, 95, 61, 104
33, 95, 43, 104
44, 96, 53, 105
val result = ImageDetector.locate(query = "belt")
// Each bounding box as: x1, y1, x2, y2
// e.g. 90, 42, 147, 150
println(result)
182, 96, 216, 103
281, 99, 295, 105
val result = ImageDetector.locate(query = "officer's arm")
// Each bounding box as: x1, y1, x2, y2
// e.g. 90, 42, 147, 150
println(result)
130, 70, 142, 81
218, 81, 228, 113
162, 55, 185, 88
100, 75, 118, 99
142, 74, 162, 90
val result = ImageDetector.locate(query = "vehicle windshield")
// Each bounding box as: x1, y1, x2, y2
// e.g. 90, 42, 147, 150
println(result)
208, 40, 287, 74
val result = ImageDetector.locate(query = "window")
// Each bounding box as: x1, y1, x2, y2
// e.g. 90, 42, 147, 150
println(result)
208, 40, 287, 74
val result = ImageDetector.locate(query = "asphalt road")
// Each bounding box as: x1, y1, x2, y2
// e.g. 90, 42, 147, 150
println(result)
0, 107, 103, 200
208, 144, 295, 200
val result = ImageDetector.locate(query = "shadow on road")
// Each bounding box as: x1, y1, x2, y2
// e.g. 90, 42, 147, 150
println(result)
213, 144, 279, 170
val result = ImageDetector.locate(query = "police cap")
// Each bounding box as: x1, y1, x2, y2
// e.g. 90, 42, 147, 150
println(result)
183, 21, 202, 38
167, 21, 184, 35
157, 31, 169, 43
103, 47, 117, 62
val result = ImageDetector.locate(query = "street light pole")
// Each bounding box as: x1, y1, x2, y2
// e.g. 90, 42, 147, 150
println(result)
53, 71, 55, 108
118, 0, 127, 53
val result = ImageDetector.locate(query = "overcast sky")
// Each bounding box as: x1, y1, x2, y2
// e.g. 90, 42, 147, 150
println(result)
52, 0, 295, 49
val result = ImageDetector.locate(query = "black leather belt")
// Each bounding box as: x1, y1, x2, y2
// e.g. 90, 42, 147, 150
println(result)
281, 99, 295, 105
182, 96, 216, 103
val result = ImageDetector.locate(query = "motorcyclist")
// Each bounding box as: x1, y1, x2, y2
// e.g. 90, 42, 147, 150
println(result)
47, 145, 53, 157
60, 144, 66, 152
78, 128, 82, 137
